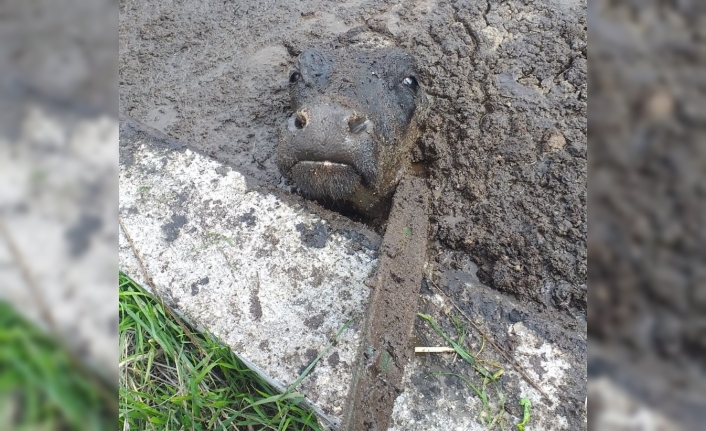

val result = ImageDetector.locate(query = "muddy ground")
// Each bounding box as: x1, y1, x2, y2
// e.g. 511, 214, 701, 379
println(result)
120, 0, 587, 427
120, 0, 586, 313
589, 0, 706, 428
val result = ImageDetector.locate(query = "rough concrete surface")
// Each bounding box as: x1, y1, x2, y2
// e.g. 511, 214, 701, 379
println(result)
1, 0, 118, 385
589, 377, 683, 431
389, 256, 586, 430
0, 107, 118, 382
119, 118, 380, 426
118, 118, 586, 429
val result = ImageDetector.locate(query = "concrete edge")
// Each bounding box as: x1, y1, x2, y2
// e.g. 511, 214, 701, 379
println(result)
118, 235, 341, 430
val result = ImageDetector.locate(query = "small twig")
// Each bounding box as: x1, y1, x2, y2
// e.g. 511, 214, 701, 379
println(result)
0, 220, 56, 331
415, 347, 456, 353
428, 279, 554, 405
0, 219, 118, 415
284, 318, 355, 394
119, 218, 208, 358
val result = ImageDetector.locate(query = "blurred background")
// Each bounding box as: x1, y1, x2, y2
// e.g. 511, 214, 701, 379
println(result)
589, 0, 706, 429
0, 0, 704, 429
0, 0, 117, 429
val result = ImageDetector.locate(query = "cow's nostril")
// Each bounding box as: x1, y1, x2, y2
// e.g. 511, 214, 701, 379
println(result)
294, 111, 308, 129
348, 115, 369, 134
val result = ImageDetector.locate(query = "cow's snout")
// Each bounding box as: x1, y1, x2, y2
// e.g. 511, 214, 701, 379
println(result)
284, 102, 375, 170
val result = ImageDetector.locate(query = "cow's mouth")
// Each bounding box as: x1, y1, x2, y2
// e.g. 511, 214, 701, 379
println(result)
297, 160, 351, 169
290, 160, 363, 200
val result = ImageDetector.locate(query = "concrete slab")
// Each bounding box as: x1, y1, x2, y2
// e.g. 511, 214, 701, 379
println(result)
0, 106, 118, 383
589, 377, 683, 431
390, 257, 587, 430
589, 343, 706, 430
118, 117, 381, 427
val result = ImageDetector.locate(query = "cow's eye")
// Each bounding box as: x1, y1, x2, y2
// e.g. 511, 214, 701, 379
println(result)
289, 71, 302, 83
403, 76, 419, 91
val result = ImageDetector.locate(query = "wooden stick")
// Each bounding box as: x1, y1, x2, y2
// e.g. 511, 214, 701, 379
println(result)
119, 218, 208, 358
415, 347, 456, 353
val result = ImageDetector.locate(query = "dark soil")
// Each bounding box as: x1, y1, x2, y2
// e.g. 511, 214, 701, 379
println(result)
412, 0, 587, 313
120, 0, 587, 317
589, 0, 706, 427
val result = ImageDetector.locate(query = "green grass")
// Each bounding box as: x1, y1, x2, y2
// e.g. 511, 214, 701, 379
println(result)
119, 272, 323, 431
517, 397, 531, 431
0, 301, 115, 430
418, 312, 507, 429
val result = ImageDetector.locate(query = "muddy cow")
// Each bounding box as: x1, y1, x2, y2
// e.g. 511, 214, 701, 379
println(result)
277, 47, 429, 217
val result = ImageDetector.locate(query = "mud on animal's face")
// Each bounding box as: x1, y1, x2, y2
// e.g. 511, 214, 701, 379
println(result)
277, 47, 428, 216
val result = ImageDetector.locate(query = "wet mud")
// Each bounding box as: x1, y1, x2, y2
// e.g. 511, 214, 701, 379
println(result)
120, 0, 586, 312
589, 0, 706, 428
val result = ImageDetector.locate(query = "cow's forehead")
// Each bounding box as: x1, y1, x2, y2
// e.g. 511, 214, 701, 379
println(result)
298, 48, 415, 75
